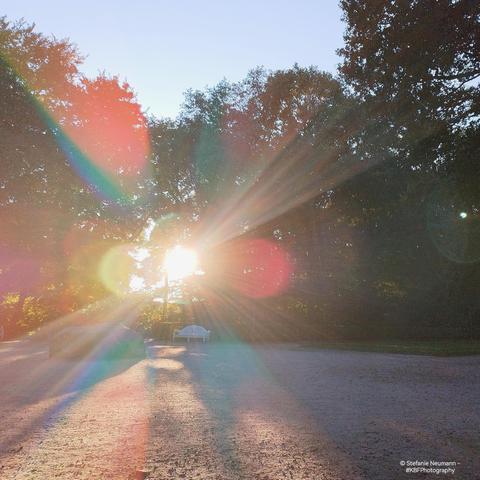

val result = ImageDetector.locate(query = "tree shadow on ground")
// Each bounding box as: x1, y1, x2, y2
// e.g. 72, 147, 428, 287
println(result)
0, 339, 144, 455
146, 341, 365, 479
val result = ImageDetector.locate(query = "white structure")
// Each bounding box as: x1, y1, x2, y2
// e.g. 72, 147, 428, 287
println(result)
173, 325, 210, 343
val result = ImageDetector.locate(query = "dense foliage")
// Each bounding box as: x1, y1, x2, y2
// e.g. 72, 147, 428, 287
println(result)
1, 1, 479, 340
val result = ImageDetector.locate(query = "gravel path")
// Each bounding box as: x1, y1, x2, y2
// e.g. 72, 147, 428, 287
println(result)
0, 340, 478, 479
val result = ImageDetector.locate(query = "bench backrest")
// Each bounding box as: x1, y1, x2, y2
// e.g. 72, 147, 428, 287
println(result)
177, 325, 209, 337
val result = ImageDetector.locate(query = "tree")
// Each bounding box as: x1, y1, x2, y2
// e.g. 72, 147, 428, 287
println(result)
0, 18, 151, 335
338, 0, 479, 172
336, 0, 480, 338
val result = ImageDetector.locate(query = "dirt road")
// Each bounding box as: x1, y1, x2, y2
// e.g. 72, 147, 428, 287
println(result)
1, 340, 479, 479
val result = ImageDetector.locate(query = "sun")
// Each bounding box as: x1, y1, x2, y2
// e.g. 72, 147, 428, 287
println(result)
164, 245, 199, 281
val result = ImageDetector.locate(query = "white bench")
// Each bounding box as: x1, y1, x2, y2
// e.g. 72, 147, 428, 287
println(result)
173, 325, 210, 343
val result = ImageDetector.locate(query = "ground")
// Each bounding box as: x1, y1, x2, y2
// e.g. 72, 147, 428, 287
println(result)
0, 340, 479, 479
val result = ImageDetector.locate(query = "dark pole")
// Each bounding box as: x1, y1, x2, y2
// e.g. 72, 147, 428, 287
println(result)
163, 272, 169, 322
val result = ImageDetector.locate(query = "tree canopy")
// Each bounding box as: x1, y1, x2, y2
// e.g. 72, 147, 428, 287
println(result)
1, 2, 479, 340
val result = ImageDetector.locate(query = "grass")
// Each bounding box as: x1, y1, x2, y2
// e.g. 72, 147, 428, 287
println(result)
297, 339, 480, 356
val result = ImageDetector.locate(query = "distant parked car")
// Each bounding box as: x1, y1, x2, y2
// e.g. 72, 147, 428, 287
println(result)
49, 323, 145, 359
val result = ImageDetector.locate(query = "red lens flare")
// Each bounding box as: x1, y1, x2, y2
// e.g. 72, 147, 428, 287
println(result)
227, 238, 293, 298
63, 78, 150, 177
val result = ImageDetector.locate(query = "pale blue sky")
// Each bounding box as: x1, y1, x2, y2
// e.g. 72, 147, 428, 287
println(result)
3, 1, 345, 118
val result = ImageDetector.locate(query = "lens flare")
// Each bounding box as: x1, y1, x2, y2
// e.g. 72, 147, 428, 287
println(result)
218, 238, 293, 298
99, 244, 137, 295
427, 183, 480, 264
1, 49, 150, 205
63, 77, 150, 178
